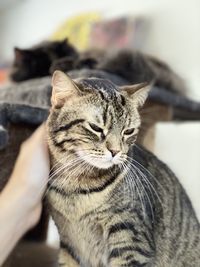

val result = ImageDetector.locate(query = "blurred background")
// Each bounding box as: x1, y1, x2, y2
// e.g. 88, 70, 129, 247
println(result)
0, 0, 199, 244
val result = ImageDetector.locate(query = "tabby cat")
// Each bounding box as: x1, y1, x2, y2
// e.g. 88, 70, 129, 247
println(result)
47, 71, 200, 267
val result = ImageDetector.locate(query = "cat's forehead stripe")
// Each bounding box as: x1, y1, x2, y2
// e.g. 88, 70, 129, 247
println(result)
78, 78, 118, 95
77, 77, 127, 127
103, 102, 108, 125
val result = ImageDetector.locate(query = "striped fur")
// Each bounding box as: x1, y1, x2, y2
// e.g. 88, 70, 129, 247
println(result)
47, 75, 200, 267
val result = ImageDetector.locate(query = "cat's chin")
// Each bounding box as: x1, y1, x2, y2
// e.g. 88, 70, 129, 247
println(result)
75, 151, 119, 170
83, 157, 114, 170
75, 149, 125, 170
90, 161, 114, 170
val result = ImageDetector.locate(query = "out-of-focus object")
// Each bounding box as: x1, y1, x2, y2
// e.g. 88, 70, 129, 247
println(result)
9, 13, 149, 82
0, 70, 8, 85
10, 39, 78, 82
3, 241, 58, 267
51, 12, 102, 51
0, 63, 10, 86
51, 14, 148, 52
89, 16, 149, 51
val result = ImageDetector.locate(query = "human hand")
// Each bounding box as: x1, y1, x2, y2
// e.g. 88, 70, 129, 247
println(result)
9, 124, 50, 228
0, 124, 50, 265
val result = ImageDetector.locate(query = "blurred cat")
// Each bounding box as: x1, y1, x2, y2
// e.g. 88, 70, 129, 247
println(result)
96, 50, 186, 95
51, 48, 186, 95
10, 39, 78, 82
10, 39, 186, 97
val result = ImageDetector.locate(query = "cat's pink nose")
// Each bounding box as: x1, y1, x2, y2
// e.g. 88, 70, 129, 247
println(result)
109, 149, 120, 157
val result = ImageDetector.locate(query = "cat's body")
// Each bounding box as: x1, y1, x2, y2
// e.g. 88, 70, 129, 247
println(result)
96, 50, 186, 95
47, 71, 200, 267
48, 146, 200, 267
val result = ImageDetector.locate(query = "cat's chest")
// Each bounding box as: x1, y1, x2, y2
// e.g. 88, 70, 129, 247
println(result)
48, 188, 106, 219
65, 213, 106, 263
48, 189, 108, 266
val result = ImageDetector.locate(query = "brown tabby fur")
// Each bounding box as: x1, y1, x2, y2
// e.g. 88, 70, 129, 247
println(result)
46, 71, 200, 267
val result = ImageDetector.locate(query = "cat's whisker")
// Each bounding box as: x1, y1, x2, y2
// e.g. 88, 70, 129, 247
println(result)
126, 169, 146, 217
123, 156, 163, 212
132, 164, 162, 209
56, 159, 83, 190
56, 155, 90, 184
58, 153, 94, 189
119, 161, 136, 207
48, 157, 81, 185
44, 156, 86, 198
129, 167, 154, 221
48, 154, 77, 179
127, 153, 165, 192
120, 160, 146, 217
119, 156, 156, 220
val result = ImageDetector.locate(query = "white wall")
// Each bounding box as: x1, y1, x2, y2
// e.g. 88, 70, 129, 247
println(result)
0, 0, 200, 98
0, 0, 157, 56
0, 0, 200, 219
155, 122, 200, 220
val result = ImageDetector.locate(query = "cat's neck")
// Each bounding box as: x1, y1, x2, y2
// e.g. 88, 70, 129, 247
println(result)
50, 152, 120, 194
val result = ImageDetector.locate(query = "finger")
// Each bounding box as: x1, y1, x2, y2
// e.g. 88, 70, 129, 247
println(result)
25, 123, 48, 149
31, 123, 47, 142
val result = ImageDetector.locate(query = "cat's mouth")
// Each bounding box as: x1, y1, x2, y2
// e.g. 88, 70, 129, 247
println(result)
76, 150, 122, 170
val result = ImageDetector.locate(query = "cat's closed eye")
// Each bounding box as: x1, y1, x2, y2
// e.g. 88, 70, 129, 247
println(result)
89, 123, 104, 133
123, 128, 135, 135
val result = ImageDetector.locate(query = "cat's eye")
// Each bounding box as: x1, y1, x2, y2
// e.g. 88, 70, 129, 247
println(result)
123, 128, 135, 135
89, 123, 103, 133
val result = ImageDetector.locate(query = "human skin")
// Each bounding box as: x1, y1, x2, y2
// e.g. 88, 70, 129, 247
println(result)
0, 125, 50, 265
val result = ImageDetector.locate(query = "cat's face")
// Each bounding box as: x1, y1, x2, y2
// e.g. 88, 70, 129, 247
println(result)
47, 71, 150, 170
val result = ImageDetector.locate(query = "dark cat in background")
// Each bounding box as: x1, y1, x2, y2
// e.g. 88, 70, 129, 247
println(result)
10, 39, 186, 96
96, 50, 186, 94
10, 39, 78, 82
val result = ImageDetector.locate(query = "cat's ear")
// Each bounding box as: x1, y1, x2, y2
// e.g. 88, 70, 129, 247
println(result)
14, 47, 24, 61
120, 82, 151, 107
51, 70, 79, 108
14, 47, 31, 61
62, 38, 68, 44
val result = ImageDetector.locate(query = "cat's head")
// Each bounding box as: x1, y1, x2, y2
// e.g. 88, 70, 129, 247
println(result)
10, 39, 78, 82
47, 71, 150, 170
10, 47, 51, 81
